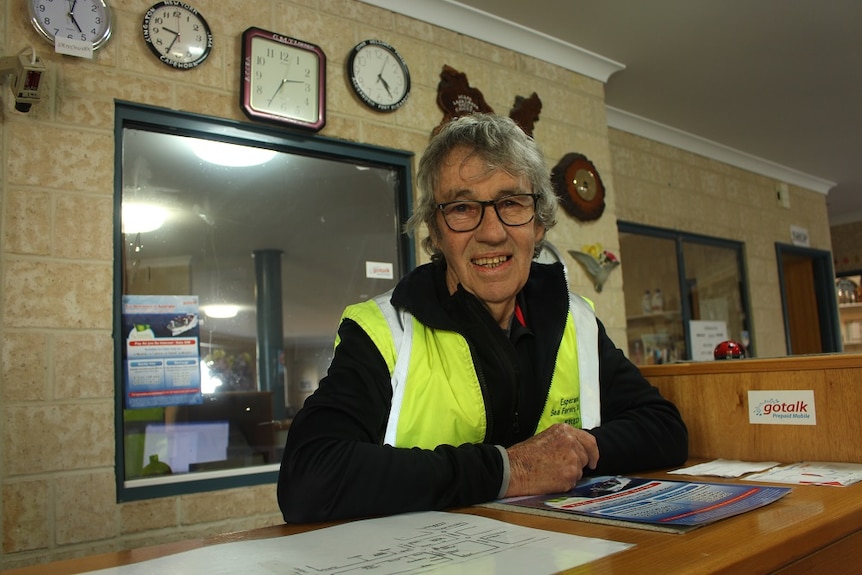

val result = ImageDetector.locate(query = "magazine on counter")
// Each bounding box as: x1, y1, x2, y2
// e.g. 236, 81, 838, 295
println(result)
483, 476, 792, 533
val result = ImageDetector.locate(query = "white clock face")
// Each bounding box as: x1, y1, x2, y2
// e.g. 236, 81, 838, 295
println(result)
248, 36, 320, 124
142, 2, 212, 69
29, 0, 113, 50
349, 40, 410, 112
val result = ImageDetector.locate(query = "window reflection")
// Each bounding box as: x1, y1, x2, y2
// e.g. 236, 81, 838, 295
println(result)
116, 104, 412, 496
619, 224, 750, 365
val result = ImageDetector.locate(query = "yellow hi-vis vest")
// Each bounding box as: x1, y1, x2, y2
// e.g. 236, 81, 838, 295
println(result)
339, 292, 600, 449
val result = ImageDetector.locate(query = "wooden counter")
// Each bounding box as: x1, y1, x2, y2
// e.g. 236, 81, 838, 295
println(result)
642, 353, 862, 463
7, 354, 861, 574
5, 468, 861, 575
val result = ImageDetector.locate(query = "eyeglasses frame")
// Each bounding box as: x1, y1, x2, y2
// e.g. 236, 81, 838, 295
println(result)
436, 193, 539, 232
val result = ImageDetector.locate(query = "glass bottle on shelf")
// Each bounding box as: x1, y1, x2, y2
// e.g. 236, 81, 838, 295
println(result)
642, 290, 652, 315
651, 288, 664, 312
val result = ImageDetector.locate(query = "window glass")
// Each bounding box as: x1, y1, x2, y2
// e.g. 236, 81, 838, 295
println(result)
619, 223, 750, 365
115, 104, 413, 499
837, 274, 862, 352
619, 231, 685, 365
683, 241, 749, 350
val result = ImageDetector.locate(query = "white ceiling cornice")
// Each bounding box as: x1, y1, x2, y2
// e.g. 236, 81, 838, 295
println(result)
359, 0, 834, 197
357, 0, 625, 83
607, 107, 835, 195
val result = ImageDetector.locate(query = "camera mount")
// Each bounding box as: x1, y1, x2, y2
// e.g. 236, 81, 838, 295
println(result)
1, 48, 47, 112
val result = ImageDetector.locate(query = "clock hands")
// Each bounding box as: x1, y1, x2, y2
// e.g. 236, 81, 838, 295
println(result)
67, 0, 82, 33
163, 10, 182, 55
268, 79, 288, 105
163, 27, 179, 53
377, 74, 392, 97
268, 78, 304, 106
376, 56, 393, 97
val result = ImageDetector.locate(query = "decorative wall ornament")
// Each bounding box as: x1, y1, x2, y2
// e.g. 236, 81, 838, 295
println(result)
568, 243, 619, 292
551, 153, 606, 221
433, 65, 494, 135
433, 65, 541, 136
508, 92, 542, 137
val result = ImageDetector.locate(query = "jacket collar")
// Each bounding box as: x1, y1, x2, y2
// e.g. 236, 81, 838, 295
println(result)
390, 260, 569, 334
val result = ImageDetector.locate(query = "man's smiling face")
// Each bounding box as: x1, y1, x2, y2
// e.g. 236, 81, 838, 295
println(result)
432, 146, 544, 326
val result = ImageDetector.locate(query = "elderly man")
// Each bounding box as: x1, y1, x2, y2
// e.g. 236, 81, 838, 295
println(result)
278, 113, 687, 522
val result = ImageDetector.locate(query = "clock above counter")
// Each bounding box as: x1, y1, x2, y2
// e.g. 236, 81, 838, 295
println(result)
347, 39, 411, 112
28, 0, 114, 53
240, 26, 326, 132
142, 1, 213, 69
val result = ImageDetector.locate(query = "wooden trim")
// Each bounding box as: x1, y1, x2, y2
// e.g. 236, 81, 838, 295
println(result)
641, 353, 862, 377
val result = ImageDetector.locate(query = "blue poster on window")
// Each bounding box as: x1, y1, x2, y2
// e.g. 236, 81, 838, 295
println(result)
122, 295, 202, 409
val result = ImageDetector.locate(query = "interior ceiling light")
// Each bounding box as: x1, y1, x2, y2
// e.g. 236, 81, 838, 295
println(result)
202, 304, 240, 319
122, 203, 168, 234
192, 139, 277, 167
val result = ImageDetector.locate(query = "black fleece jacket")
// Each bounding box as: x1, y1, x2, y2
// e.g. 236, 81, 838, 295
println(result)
277, 261, 688, 523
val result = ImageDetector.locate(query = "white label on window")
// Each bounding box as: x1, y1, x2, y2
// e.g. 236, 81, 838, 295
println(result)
366, 261, 394, 280
748, 390, 816, 425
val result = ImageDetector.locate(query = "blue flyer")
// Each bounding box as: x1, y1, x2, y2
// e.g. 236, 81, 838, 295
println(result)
122, 295, 202, 409
493, 475, 791, 532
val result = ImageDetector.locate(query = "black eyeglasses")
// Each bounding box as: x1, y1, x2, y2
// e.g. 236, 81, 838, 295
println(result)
437, 194, 538, 232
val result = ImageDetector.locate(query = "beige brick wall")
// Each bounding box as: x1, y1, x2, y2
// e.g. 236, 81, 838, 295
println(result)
0, 0, 620, 568
831, 221, 862, 275
610, 129, 832, 358
0, 0, 831, 569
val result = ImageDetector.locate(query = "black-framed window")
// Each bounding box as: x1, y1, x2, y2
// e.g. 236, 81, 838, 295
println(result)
618, 222, 751, 364
113, 102, 414, 501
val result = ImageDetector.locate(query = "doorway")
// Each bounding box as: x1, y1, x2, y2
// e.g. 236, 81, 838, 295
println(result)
775, 244, 840, 354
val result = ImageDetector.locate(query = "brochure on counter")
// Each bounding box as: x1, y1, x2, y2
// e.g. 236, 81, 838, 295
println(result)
483, 475, 791, 533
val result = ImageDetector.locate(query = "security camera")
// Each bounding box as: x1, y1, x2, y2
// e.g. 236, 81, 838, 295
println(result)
1, 51, 47, 113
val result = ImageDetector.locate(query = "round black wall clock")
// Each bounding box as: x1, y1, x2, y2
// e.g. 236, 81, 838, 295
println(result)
551, 153, 606, 221
347, 39, 410, 112
142, 2, 212, 69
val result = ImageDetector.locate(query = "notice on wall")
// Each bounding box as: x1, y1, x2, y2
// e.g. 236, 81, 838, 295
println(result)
122, 295, 202, 409
689, 320, 728, 361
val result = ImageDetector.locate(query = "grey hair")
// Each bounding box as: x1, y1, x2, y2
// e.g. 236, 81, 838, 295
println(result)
405, 114, 558, 261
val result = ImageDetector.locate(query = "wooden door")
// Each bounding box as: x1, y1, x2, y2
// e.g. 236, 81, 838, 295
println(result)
782, 254, 822, 354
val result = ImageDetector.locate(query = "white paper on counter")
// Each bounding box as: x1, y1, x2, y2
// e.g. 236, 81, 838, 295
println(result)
742, 461, 862, 486
667, 459, 781, 478
82, 510, 633, 575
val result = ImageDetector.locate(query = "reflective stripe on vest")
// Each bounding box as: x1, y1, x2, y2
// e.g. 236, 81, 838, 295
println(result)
340, 291, 600, 448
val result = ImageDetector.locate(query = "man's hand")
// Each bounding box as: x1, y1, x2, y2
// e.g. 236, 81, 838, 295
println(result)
505, 423, 599, 497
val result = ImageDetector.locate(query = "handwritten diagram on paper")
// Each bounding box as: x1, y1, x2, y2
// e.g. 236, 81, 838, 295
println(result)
84, 511, 632, 575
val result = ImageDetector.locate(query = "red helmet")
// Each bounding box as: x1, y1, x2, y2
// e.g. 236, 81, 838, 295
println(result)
714, 340, 746, 360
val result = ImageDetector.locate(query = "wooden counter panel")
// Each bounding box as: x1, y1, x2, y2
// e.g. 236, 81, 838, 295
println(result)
774, 529, 862, 575
7, 477, 861, 575
643, 357, 862, 463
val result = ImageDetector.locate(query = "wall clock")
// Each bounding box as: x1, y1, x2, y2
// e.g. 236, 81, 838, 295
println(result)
551, 153, 606, 222
347, 39, 410, 112
28, 0, 113, 51
240, 27, 326, 131
142, 2, 213, 69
